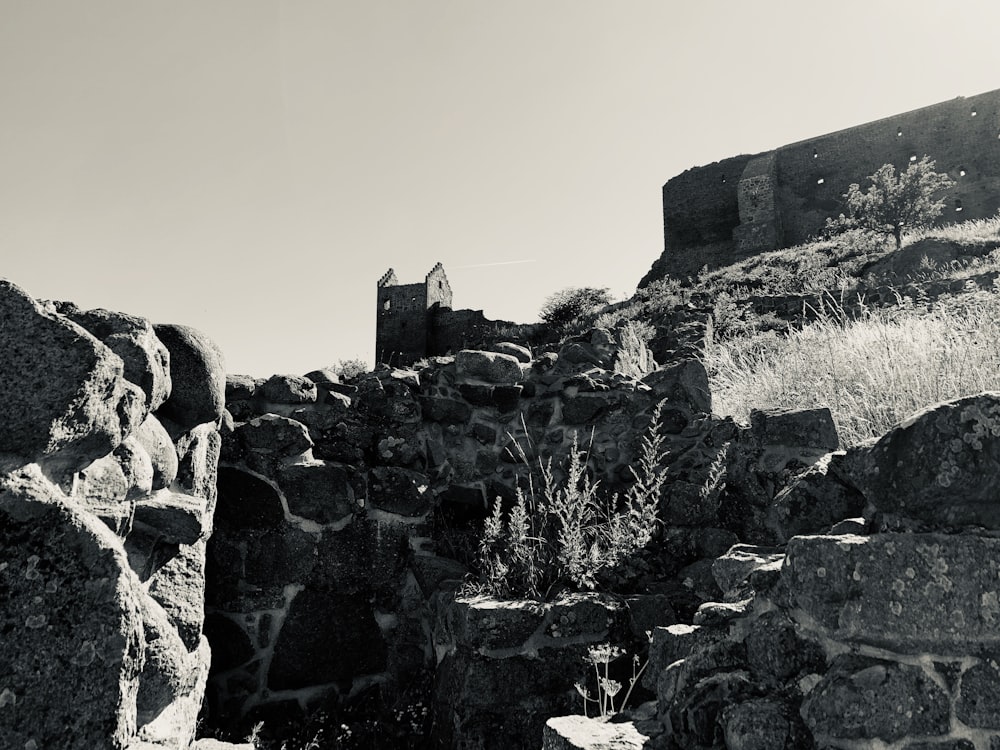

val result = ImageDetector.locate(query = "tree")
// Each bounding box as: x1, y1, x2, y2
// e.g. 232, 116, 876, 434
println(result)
539, 287, 612, 331
835, 156, 954, 249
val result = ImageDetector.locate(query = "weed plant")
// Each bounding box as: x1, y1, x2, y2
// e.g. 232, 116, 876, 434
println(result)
467, 406, 668, 600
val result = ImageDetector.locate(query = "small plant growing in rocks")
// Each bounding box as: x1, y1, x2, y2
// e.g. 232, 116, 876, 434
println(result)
575, 635, 652, 720
469, 404, 668, 600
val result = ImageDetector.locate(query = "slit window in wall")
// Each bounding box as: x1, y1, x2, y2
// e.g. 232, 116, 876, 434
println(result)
910, 155, 918, 162
721, 174, 726, 184
383, 299, 391, 311
960, 167, 967, 177
813, 149, 818, 158
972, 109, 978, 117
817, 178, 825, 185
897, 128, 903, 137
956, 199, 964, 213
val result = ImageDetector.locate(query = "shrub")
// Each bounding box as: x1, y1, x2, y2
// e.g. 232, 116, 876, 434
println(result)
468, 406, 667, 600
539, 287, 613, 332
335, 358, 369, 381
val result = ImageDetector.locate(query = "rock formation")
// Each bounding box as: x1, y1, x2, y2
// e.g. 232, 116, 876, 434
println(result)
0, 279, 230, 750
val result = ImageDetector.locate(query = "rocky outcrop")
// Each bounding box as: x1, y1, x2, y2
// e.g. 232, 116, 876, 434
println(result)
0, 279, 222, 750
544, 392, 1000, 750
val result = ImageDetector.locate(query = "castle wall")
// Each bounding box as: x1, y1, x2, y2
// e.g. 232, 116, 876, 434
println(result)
641, 88, 1000, 285
376, 281, 429, 366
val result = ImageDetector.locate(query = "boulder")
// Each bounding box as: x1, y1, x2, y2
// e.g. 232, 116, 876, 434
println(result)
136, 594, 203, 729
0, 468, 145, 750
767, 451, 866, 542
73, 452, 133, 535
782, 533, 1000, 654
153, 324, 225, 432
455, 350, 524, 384
276, 461, 356, 524
60, 305, 172, 412
259, 374, 318, 404
133, 415, 178, 491
114, 436, 155, 501
801, 654, 950, 742
491, 342, 532, 363
641, 358, 711, 414
839, 393, 1000, 529
147, 539, 209, 651
0, 279, 142, 475
133, 491, 208, 545
174, 423, 221, 504
369, 466, 433, 517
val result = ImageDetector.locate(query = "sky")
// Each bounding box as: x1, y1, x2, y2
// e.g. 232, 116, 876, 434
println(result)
2, 1, 999, 376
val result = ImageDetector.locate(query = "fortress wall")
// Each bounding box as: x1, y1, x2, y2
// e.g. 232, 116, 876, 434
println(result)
776, 88, 1000, 246
643, 88, 1000, 285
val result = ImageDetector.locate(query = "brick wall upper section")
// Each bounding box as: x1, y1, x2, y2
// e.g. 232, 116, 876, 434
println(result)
640, 88, 1000, 286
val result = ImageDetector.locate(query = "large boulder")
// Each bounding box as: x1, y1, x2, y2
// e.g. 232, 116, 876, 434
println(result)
841, 393, 1000, 528
153, 324, 225, 432
59, 304, 172, 413
782, 533, 1000, 654
0, 468, 145, 750
455, 350, 524, 384
0, 279, 143, 475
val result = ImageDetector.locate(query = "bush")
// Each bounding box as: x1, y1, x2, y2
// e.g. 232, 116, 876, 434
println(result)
539, 287, 613, 332
468, 406, 667, 600
335, 358, 369, 381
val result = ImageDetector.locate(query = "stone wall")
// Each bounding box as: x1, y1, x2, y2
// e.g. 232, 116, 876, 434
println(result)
0, 280, 228, 750
641, 88, 1000, 285
545, 391, 1000, 749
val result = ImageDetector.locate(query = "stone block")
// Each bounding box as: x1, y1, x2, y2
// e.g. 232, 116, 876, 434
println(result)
259, 374, 317, 404
722, 699, 810, 750
436, 595, 545, 651
133, 491, 207, 545
455, 350, 524, 384
236, 414, 313, 458
542, 715, 650, 750
267, 589, 386, 690
751, 406, 839, 451
369, 465, 433, 517
800, 655, 950, 742
782, 533, 1000, 654
419, 396, 472, 424
154, 323, 225, 431
61, 304, 172, 413
133, 415, 178, 492
744, 611, 825, 685
0, 470, 144, 750
276, 461, 355, 524
767, 451, 866, 543
215, 467, 285, 530
840, 393, 1000, 528
147, 539, 208, 651
641, 358, 711, 414
0, 279, 141, 475
957, 659, 1000, 728
712, 544, 783, 598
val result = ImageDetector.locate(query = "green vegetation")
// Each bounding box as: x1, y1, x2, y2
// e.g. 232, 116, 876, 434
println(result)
828, 156, 955, 249
539, 286, 613, 332
468, 408, 667, 600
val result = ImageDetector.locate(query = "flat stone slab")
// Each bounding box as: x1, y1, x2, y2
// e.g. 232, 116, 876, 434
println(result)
783, 533, 1000, 654
542, 715, 649, 750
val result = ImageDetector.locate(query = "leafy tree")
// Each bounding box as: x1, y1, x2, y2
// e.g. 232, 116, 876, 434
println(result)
539, 286, 612, 331
831, 156, 954, 249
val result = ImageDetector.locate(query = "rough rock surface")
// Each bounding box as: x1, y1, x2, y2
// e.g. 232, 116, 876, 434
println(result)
0, 469, 145, 750
0, 279, 142, 475
153, 324, 226, 432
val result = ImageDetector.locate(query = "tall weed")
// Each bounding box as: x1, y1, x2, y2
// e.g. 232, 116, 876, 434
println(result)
469, 406, 668, 600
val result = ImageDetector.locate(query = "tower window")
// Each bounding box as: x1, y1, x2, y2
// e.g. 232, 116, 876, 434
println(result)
897, 128, 903, 137
956, 199, 964, 212
383, 299, 391, 311
959, 167, 967, 177
910, 155, 918, 162
817, 178, 825, 185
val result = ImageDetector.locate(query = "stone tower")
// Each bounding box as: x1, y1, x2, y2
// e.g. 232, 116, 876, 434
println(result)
375, 262, 453, 366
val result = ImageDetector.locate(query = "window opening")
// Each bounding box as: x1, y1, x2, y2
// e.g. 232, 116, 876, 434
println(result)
959, 167, 967, 177
813, 149, 818, 158
972, 110, 978, 117
897, 128, 903, 137
816, 178, 825, 185
383, 299, 391, 311
910, 155, 918, 162
956, 199, 964, 212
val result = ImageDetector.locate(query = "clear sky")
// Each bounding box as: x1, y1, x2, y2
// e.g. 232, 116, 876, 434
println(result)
2, 1, 998, 376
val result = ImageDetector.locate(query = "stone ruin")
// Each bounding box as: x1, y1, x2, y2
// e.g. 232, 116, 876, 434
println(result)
641, 87, 1000, 285
8, 270, 1000, 749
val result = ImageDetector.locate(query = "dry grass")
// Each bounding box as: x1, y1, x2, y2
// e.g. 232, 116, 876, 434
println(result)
904, 211, 1000, 247
705, 289, 1000, 447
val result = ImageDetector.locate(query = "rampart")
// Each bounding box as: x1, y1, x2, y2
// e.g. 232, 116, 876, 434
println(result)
641, 88, 1000, 285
